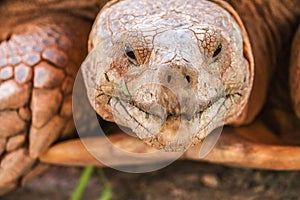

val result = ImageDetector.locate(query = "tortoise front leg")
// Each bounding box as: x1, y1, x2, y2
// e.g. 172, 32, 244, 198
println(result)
0, 14, 91, 194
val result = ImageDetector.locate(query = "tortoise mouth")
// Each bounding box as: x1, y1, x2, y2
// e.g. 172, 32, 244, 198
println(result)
101, 94, 227, 152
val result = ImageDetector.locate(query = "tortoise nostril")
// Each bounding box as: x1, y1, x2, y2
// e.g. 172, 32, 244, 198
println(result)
167, 75, 172, 83
186, 75, 191, 83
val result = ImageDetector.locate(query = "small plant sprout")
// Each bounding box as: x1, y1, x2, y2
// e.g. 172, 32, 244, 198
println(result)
70, 167, 112, 200
70, 167, 94, 200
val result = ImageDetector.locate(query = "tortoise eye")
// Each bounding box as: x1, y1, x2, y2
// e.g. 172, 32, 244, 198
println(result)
125, 45, 138, 64
212, 43, 222, 58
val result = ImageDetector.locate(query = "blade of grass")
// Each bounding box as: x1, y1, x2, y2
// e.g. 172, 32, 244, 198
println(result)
121, 79, 131, 97
97, 168, 112, 200
70, 166, 94, 200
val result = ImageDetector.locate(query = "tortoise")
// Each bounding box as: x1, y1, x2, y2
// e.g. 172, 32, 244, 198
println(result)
0, 0, 299, 195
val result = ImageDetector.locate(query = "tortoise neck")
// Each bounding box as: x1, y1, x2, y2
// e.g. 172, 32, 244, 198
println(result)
227, 0, 299, 68
222, 0, 299, 123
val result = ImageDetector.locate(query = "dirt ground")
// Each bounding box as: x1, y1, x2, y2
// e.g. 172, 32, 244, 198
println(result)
2, 161, 300, 200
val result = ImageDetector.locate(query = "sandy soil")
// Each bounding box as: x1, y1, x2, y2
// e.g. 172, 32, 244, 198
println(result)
3, 161, 300, 200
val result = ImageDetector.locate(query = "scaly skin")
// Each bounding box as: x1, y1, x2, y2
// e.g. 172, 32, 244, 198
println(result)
83, 0, 253, 151
0, 0, 114, 193
0, 13, 92, 195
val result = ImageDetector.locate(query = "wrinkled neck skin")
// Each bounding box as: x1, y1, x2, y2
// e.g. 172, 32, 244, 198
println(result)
224, 0, 300, 124
82, 0, 252, 151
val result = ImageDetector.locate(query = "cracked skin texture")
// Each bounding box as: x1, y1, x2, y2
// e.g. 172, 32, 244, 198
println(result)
83, 0, 254, 151
0, 0, 299, 195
